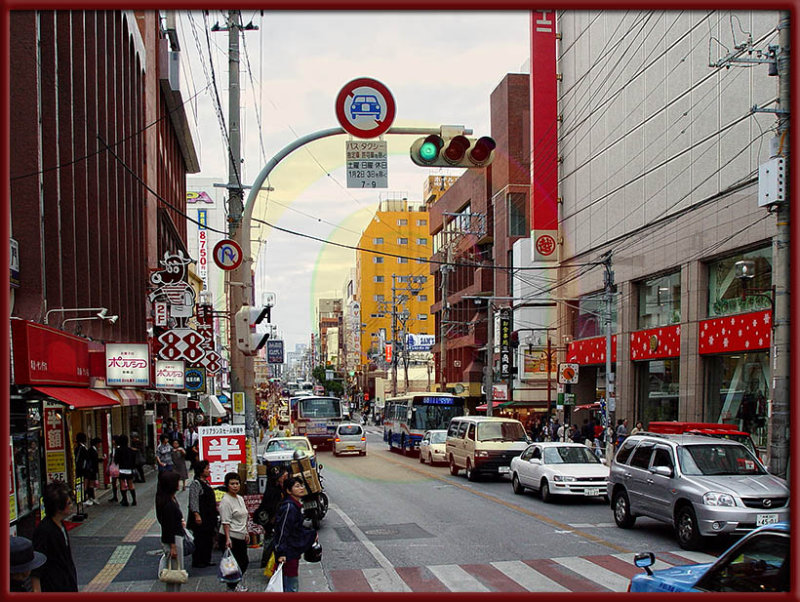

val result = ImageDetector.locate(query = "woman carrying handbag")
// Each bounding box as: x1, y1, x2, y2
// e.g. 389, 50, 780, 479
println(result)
155, 471, 186, 591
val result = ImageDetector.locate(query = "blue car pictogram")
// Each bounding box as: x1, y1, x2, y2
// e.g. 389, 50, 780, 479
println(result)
350, 95, 381, 120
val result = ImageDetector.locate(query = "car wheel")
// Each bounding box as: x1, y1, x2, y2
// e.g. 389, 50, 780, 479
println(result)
360, 450, 366, 456
333, 449, 339, 457
466, 459, 478, 482
540, 479, 552, 502
512, 473, 525, 495
675, 504, 702, 550
419, 451, 425, 464
613, 490, 636, 528
602, 494, 610, 504
449, 456, 459, 476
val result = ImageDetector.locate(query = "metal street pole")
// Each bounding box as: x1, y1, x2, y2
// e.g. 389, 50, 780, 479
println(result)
769, 10, 790, 477
485, 301, 494, 417
603, 253, 615, 461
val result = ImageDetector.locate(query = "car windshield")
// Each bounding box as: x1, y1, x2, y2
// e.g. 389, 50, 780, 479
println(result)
677, 444, 766, 476
477, 422, 527, 442
266, 439, 310, 453
338, 425, 362, 436
543, 446, 601, 464
429, 431, 447, 444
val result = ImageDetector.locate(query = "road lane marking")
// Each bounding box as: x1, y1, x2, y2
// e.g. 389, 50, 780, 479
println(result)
491, 560, 570, 592
428, 564, 489, 591
378, 453, 632, 554
329, 502, 411, 591
552, 556, 630, 591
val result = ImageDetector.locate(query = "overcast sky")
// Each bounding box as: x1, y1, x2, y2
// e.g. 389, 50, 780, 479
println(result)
177, 10, 530, 350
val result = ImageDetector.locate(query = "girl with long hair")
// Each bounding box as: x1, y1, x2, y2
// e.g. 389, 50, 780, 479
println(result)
155, 470, 185, 592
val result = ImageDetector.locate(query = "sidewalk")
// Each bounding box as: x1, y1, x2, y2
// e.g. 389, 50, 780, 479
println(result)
70, 465, 327, 592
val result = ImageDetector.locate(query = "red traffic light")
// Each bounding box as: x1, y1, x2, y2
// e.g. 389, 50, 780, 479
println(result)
469, 136, 496, 165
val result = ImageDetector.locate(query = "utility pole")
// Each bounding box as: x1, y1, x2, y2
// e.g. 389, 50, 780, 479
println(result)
603, 252, 615, 461
391, 274, 399, 396
770, 11, 790, 477
218, 11, 259, 490
439, 247, 453, 391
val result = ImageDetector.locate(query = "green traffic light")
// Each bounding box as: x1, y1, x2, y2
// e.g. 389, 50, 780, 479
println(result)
420, 141, 439, 161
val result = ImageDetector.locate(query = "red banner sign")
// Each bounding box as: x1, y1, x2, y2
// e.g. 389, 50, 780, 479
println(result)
11, 319, 90, 386
198, 425, 246, 486
567, 335, 617, 365
699, 310, 771, 355
629, 324, 681, 361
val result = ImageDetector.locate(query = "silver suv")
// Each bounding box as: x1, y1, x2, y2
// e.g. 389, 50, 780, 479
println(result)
609, 433, 789, 550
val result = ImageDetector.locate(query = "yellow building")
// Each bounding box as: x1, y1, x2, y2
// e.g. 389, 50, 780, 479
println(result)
357, 199, 435, 367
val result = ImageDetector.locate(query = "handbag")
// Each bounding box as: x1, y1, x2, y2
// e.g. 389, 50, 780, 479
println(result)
265, 562, 283, 593
158, 554, 188, 584
182, 530, 195, 556
108, 462, 120, 478
218, 547, 242, 583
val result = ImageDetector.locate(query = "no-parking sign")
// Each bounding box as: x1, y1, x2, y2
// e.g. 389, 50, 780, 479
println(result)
335, 77, 396, 139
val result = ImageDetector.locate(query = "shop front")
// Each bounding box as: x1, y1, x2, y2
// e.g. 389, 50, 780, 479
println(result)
630, 324, 681, 426
565, 335, 617, 430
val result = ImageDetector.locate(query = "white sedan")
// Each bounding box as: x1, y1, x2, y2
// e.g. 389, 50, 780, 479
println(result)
510, 442, 609, 502
262, 436, 316, 467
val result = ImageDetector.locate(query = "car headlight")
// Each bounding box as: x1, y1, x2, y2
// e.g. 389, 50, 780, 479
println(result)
553, 475, 576, 482
476, 451, 489, 458
703, 492, 736, 506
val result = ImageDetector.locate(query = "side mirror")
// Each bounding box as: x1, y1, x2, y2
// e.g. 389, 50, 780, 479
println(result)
529, 458, 542, 464
650, 465, 673, 478
633, 552, 655, 576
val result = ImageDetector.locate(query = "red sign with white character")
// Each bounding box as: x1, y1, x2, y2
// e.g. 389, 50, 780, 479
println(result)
11, 319, 90, 386
567, 335, 617, 365
630, 324, 681, 361
699, 310, 771, 355
198, 425, 246, 486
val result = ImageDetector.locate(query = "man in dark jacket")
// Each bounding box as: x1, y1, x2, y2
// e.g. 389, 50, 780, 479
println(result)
274, 478, 317, 592
74, 433, 92, 504
32, 481, 78, 591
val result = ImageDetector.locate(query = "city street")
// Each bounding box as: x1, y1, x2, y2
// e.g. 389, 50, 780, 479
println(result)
71, 426, 725, 593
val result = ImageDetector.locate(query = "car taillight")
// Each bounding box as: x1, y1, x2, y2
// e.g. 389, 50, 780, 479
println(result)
361, 437, 366, 441
335, 437, 340, 442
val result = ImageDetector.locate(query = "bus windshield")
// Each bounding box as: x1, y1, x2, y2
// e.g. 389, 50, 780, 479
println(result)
298, 397, 341, 419
414, 404, 463, 431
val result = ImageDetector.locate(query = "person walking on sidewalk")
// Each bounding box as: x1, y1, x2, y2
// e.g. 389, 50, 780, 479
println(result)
10, 536, 46, 592
187, 460, 218, 568
107, 435, 120, 502
115, 434, 138, 506
85, 437, 101, 505
255, 464, 289, 568
274, 477, 318, 593
156, 434, 174, 474
74, 433, 93, 505
155, 471, 185, 592
218, 472, 250, 592
171, 439, 189, 490
31, 481, 78, 592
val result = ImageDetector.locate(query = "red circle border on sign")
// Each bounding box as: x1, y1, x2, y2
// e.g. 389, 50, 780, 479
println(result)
213, 239, 243, 271
335, 77, 396, 139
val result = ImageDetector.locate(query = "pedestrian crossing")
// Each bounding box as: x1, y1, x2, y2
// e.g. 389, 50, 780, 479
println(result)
302, 550, 716, 592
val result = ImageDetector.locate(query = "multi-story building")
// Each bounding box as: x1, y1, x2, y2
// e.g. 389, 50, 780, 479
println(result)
356, 199, 435, 395
9, 10, 199, 536
317, 298, 342, 369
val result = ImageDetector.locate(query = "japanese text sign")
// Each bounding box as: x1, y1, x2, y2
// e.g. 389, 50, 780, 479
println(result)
198, 425, 246, 486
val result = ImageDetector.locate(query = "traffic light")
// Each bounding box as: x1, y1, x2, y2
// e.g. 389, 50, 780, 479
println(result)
234, 306, 271, 355
410, 134, 496, 168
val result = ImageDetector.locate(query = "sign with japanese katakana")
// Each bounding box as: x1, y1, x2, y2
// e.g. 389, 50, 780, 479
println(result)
346, 140, 388, 188
198, 425, 246, 486
43, 404, 67, 483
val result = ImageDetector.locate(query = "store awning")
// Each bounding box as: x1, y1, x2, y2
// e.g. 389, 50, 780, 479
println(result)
200, 395, 227, 418
114, 389, 145, 406
574, 403, 601, 411
475, 400, 513, 411
34, 386, 120, 410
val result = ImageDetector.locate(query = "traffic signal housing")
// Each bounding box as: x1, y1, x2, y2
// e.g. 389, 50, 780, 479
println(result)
235, 306, 271, 355
410, 134, 496, 168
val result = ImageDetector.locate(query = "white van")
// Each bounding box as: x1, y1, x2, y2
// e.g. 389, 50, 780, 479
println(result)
446, 416, 531, 481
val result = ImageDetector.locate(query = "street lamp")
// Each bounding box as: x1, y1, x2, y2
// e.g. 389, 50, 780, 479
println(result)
44, 307, 118, 325
734, 260, 775, 314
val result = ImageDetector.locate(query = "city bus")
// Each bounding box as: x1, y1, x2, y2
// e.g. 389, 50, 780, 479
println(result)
292, 395, 344, 449
384, 392, 465, 455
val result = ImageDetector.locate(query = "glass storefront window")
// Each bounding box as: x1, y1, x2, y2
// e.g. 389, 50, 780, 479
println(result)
637, 359, 679, 426
638, 271, 681, 328
707, 246, 772, 317
705, 351, 769, 449
570, 291, 617, 340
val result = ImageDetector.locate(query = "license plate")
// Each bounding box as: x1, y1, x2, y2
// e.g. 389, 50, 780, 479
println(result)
347, 446, 356, 450
585, 487, 600, 496
498, 466, 510, 474
757, 513, 779, 526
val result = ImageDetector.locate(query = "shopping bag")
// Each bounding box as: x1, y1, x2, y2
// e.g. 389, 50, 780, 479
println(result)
218, 547, 242, 583
182, 529, 195, 556
108, 462, 120, 478
265, 562, 283, 592
158, 553, 188, 584
262, 550, 277, 578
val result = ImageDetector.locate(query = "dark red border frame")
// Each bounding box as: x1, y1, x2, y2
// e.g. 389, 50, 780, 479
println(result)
1, 3, 798, 602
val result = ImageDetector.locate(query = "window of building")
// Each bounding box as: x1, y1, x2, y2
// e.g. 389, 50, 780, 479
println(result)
373, 237, 384, 245
397, 219, 408, 226
397, 257, 408, 264
638, 271, 681, 328
508, 192, 527, 236
417, 314, 428, 320
705, 351, 769, 450
397, 237, 408, 245
418, 295, 428, 302
570, 291, 617, 339
397, 276, 409, 283
417, 219, 427, 226
373, 294, 384, 302
417, 237, 428, 245
373, 275, 384, 283
416, 257, 426, 264
373, 256, 383, 264
636, 359, 679, 426
707, 246, 772, 317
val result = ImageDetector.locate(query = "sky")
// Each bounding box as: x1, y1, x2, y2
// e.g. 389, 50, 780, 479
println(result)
176, 10, 531, 350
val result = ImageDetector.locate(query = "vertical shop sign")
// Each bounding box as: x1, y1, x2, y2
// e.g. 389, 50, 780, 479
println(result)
43, 404, 67, 483
499, 312, 511, 378
9, 438, 17, 523
198, 425, 246, 486
530, 10, 559, 262
198, 227, 208, 284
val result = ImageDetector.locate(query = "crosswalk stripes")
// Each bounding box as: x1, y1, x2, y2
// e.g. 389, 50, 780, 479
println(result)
315, 550, 717, 592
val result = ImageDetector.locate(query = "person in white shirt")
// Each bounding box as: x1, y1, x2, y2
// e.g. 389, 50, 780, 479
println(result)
218, 472, 250, 592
